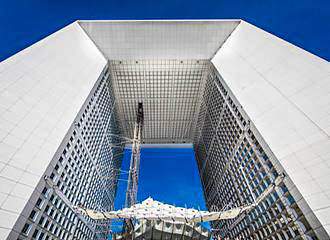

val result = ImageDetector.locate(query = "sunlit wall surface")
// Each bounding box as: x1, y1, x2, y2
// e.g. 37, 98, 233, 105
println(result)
0, 23, 123, 239
211, 21, 330, 239
17, 68, 123, 240
194, 64, 324, 239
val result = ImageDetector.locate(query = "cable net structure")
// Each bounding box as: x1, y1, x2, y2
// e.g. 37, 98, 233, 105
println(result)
72, 100, 289, 240
125, 102, 144, 209
75, 174, 284, 239
123, 103, 144, 238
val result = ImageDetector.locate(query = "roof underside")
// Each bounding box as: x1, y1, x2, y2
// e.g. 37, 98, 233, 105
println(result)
78, 20, 240, 143
109, 59, 209, 142
78, 20, 240, 60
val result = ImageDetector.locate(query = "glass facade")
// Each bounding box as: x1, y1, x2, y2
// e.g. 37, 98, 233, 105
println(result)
16, 66, 123, 240
194, 63, 319, 240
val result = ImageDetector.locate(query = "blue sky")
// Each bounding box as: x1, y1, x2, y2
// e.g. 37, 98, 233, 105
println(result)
113, 147, 209, 233
115, 147, 205, 209
0, 0, 329, 62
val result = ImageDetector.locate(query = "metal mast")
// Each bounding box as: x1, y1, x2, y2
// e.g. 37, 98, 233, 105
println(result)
125, 102, 144, 208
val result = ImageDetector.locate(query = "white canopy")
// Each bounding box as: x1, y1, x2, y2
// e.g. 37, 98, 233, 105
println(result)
75, 175, 284, 224
114, 219, 210, 240
75, 197, 253, 223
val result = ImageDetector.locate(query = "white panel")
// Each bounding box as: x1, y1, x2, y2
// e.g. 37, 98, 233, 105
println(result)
0, 210, 18, 229
0, 226, 10, 240
2, 195, 28, 214
0, 22, 106, 236
212, 20, 330, 235
79, 20, 239, 60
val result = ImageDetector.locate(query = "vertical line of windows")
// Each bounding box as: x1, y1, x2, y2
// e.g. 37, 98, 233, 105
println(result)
17, 67, 124, 240
193, 65, 319, 240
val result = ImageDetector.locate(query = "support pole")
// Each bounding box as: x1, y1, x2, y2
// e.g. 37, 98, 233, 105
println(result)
123, 103, 144, 237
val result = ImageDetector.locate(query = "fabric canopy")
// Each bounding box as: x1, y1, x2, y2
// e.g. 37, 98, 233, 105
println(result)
75, 197, 253, 222
75, 174, 284, 223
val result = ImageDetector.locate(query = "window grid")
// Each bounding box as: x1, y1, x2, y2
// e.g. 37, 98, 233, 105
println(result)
194, 66, 319, 240
17, 67, 123, 240
109, 60, 208, 142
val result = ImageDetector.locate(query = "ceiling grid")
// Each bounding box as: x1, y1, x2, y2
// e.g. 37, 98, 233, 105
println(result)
78, 20, 240, 143
109, 60, 209, 143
